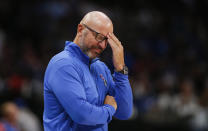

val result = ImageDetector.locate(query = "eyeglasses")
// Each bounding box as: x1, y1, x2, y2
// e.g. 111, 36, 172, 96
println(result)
83, 24, 108, 43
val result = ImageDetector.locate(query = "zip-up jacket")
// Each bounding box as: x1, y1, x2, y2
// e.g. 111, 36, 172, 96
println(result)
43, 41, 133, 131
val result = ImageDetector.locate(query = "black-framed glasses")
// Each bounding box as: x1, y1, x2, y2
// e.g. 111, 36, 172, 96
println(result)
83, 24, 108, 43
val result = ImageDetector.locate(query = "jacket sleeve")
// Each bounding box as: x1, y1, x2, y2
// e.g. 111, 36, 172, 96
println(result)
50, 65, 115, 125
107, 70, 133, 120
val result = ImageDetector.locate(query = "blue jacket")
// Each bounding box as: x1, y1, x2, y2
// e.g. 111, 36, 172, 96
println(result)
43, 41, 133, 131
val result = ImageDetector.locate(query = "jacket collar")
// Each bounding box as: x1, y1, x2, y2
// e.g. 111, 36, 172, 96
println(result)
64, 41, 99, 65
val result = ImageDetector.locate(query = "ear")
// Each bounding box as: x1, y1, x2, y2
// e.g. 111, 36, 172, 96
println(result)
77, 24, 84, 35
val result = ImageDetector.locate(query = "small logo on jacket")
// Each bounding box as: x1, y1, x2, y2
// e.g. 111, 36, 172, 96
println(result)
100, 74, 107, 87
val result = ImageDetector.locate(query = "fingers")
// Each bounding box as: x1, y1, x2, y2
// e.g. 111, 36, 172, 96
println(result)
107, 33, 123, 50
104, 95, 117, 110
110, 33, 120, 45
107, 37, 116, 48
107, 33, 118, 45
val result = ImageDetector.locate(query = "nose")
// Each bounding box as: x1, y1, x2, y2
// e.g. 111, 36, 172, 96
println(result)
98, 40, 107, 50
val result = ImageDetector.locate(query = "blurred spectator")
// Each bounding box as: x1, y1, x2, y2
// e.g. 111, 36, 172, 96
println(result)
171, 79, 198, 119
17, 106, 42, 131
0, 102, 20, 131
0, 101, 42, 131
156, 72, 176, 111
170, 79, 208, 131
190, 86, 208, 131
132, 72, 155, 118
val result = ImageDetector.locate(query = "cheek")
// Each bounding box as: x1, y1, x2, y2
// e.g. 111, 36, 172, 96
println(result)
86, 39, 98, 48
82, 33, 98, 49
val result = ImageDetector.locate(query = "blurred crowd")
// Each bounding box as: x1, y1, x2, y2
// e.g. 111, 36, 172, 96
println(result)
0, 0, 208, 131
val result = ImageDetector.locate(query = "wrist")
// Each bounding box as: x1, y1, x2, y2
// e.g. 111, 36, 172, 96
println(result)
115, 64, 125, 72
115, 65, 128, 75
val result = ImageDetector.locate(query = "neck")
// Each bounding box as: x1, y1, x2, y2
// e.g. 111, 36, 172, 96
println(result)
73, 36, 80, 47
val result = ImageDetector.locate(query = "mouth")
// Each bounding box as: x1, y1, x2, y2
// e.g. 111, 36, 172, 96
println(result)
94, 52, 100, 57
94, 49, 102, 55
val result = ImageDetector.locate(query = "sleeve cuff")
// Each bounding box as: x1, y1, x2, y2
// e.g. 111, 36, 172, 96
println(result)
104, 104, 116, 123
113, 71, 128, 82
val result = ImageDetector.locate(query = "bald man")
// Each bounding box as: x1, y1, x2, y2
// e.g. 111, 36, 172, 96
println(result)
43, 11, 133, 131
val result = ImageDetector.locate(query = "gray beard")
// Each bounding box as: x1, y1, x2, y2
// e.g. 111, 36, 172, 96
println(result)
79, 39, 93, 59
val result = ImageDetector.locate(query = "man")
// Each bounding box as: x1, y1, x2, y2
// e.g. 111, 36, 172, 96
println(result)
43, 11, 133, 131
0, 102, 20, 131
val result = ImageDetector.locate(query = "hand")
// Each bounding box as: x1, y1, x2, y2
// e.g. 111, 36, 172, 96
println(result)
104, 95, 117, 110
107, 33, 125, 72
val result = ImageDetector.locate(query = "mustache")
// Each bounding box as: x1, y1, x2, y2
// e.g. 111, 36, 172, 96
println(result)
90, 45, 104, 52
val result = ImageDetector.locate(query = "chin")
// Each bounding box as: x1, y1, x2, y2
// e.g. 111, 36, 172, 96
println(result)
90, 55, 97, 59
87, 50, 100, 59
86, 52, 95, 59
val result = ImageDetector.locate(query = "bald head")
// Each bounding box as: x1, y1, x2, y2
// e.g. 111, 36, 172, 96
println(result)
80, 11, 113, 32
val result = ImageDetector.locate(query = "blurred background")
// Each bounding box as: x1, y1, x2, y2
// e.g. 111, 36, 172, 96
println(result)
0, 0, 208, 131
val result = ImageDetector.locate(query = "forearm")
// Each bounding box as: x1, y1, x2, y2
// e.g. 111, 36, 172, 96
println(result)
67, 98, 115, 125
112, 72, 133, 120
